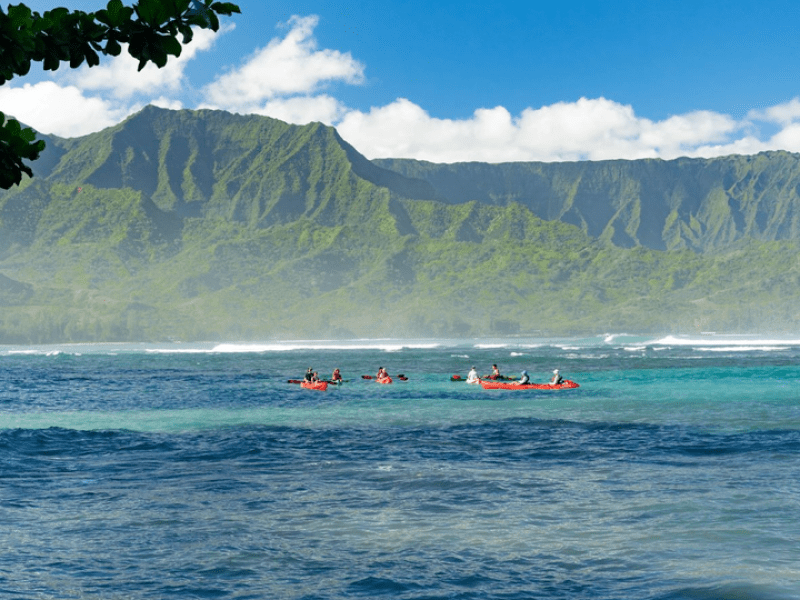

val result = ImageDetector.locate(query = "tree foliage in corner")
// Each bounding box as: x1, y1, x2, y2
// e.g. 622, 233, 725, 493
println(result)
0, 0, 240, 189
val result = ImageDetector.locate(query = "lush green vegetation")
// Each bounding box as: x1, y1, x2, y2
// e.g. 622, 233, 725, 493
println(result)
2, 107, 800, 342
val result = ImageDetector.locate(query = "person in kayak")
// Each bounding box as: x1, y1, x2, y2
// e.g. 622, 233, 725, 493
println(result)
331, 368, 342, 382
311, 371, 321, 382
550, 369, 563, 385
481, 364, 501, 379
376, 367, 392, 383
513, 370, 530, 385
304, 368, 314, 382
466, 366, 480, 383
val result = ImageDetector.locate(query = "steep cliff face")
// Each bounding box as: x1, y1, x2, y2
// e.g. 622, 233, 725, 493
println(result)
375, 152, 800, 252
2, 106, 800, 341
10, 106, 433, 236
14, 106, 800, 255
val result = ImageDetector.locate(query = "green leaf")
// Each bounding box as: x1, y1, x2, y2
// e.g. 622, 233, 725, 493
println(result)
135, 0, 158, 25
7, 4, 33, 26
162, 35, 182, 57
85, 47, 100, 67
105, 0, 125, 26
210, 3, 241, 16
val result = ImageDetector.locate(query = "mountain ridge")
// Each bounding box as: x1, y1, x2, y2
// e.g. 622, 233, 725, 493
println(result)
1, 106, 800, 342
374, 151, 800, 252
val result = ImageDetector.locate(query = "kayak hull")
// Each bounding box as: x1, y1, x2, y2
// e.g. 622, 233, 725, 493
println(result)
301, 380, 329, 391
376, 376, 393, 384
480, 379, 579, 390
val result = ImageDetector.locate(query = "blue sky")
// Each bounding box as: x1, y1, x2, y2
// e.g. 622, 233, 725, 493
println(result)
3, 0, 800, 162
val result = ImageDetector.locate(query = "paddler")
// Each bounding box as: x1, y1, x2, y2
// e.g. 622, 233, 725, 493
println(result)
466, 366, 480, 383
488, 364, 501, 379
550, 369, 563, 385
376, 367, 392, 383
304, 367, 314, 382
512, 370, 530, 385
331, 368, 342, 382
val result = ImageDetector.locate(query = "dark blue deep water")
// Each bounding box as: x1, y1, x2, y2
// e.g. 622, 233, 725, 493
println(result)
1, 336, 799, 599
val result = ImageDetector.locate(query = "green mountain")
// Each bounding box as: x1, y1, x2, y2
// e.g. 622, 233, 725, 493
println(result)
1, 106, 800, 342
374, 153, 800, 253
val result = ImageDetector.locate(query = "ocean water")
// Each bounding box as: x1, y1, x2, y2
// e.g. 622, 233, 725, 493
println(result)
1, 334, 799, 599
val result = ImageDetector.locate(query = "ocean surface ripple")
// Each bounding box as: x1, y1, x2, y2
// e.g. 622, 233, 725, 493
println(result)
1, 335, 799, 599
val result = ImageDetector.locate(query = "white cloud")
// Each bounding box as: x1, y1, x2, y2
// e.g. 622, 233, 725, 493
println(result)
748, 97, 800, 125
149, 96, 185, 111
0, 81, 131, 136
0, 25, 227, 137
244, 94, 347, 125
203, 15, 365, 112
763, 123, 800, 152
690, 136, 769, 158
65, 26, 229, 99
335, 97, 759, 163
3, 10, 800, 164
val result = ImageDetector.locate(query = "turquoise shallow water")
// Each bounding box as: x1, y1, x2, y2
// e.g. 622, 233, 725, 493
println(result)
1, 335, 799, 599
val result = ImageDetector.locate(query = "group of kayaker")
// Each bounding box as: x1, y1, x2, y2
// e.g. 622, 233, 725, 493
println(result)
301, 367, 395, 384
466, 364, 564, 386
304, 367, 343, 383
299, 364, 564, 386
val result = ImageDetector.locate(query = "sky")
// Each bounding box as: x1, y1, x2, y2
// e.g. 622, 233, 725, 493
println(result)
3, 0, 800, 163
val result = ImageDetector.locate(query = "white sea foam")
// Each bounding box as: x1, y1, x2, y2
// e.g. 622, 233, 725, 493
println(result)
604, 333, 636, 343
8, 334, 797, 357
1, 340, 443, 356
698, 346, 790, 352
145, 348, 214, 354
210, 341, 443, 353
651, 334, 800, 348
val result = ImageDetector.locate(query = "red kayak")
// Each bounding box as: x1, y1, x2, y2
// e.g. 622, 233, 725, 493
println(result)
376, 376, 393, 384
301, 380, 329, 391
480, 379, 579, 390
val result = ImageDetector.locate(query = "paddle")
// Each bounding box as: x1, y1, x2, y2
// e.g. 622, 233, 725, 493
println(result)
288, 379, 303, 384
363, 373, 407, 380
